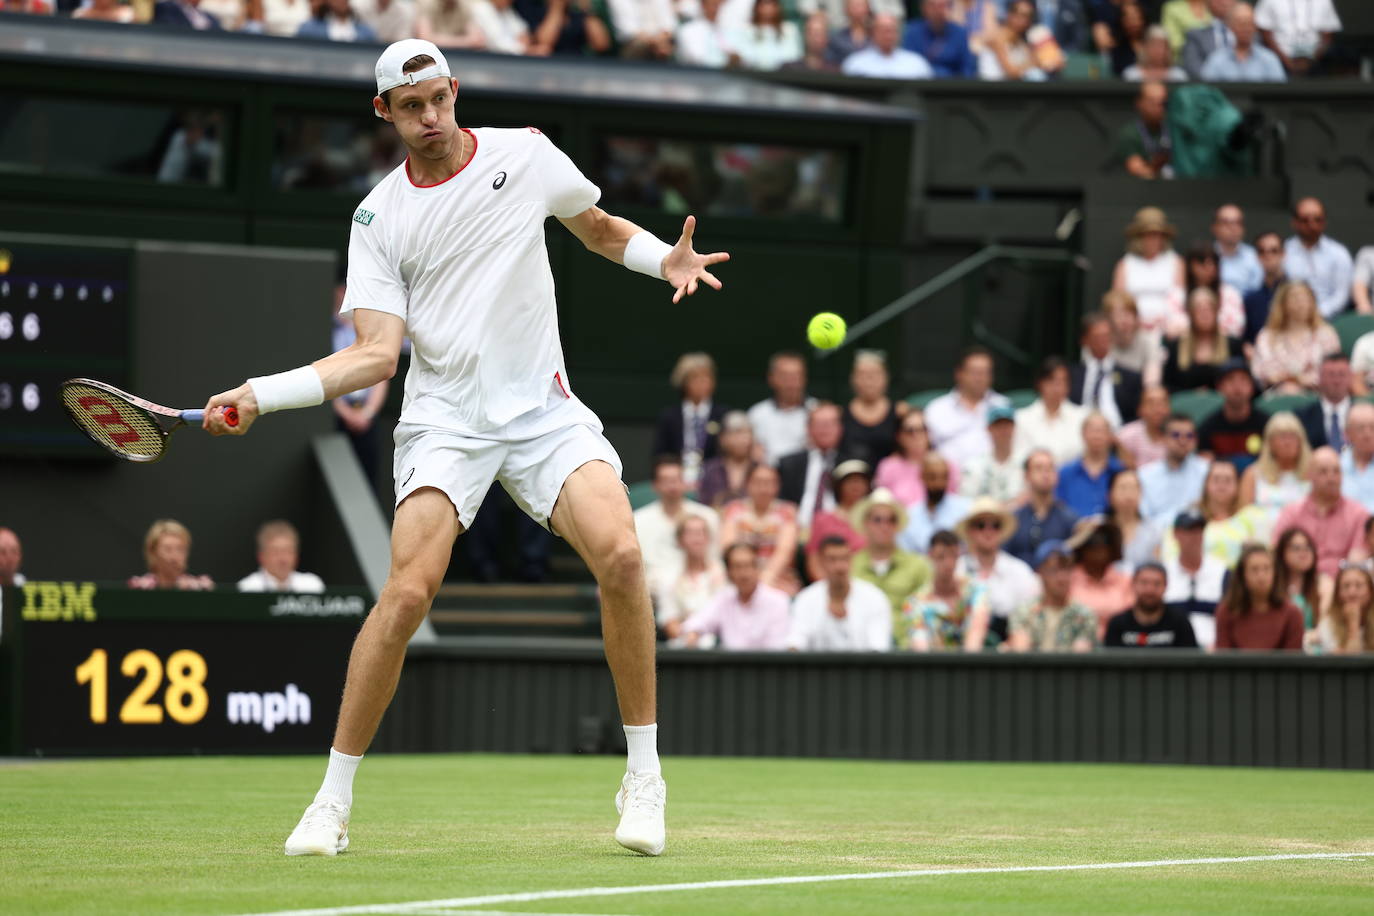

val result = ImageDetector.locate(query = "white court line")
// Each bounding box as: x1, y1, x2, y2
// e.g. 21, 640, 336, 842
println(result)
236, 851, 1374, 916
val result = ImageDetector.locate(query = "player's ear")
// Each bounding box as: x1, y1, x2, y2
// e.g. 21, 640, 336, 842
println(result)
373, 95, 392, 122
451, 77, 459, 98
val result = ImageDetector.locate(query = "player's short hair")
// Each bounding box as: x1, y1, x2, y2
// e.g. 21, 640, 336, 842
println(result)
928, 529, 961, 551
256, 519, 300, 552
669, 352, 716, 391
144, 519, 191, 565
651, 454, 683, 481
379, 54, 437, 107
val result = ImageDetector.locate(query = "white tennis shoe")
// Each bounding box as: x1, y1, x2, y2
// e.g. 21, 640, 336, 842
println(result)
614, 771, 667, 856
284, 795, 350, 856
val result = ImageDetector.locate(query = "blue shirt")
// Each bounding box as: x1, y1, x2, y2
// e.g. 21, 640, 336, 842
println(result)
1242, 276, 1285, 345
1004, 500, 1079, 568
1139, 454, 1211, 526
1200, 45, 1287, 83
1284, 235, 1354, 319
901, 20, 975, 77
899, 493, 971, 553
1216, 241, 1263, 296
1055, 456, 1125, 518
1341, 450, 1374, 513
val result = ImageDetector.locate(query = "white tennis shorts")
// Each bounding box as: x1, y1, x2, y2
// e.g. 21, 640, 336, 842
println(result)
391, 388, 623, 533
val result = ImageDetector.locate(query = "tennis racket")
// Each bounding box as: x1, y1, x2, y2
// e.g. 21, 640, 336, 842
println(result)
59, 377, 238, 463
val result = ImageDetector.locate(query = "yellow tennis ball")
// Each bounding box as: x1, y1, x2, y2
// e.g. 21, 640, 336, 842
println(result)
808, 312, 846, 350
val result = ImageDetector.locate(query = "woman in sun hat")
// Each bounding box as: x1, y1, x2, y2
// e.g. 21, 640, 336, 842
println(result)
1112, 206, 1185, 338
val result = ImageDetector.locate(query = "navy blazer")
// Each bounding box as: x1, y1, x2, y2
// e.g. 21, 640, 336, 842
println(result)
1295, 399, 1339, 450
151, 1, 222, 28
1070, 362, 1143, 424
652, 402, 728, 463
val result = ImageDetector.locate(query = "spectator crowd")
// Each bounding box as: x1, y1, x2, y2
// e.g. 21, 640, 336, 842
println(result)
9, 0, 1353, 83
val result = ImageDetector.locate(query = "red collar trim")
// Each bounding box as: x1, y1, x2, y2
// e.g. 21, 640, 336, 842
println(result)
405, 128, 477, 188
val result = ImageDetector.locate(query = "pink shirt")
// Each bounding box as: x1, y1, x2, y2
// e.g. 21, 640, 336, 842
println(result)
1069, 566, 1135, 639
683, 583, 792, 650
1273, 495, 1369, 577
873, 454, 961, 509
1116, 420, 1167, 468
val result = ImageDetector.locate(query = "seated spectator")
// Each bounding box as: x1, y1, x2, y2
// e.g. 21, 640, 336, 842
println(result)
470, 0, 530, 52
1118, 385, 1171, 468
263, 0, 313, 36
1103, 562, 1200, 648
926, 346, 1010, 465
1353, 517, 1374, 565
1212, 203, 1263, 297
1197, 359, 1269, 466
719, 463, 800, 594
1239, 411, 1312, 536
842, 350, 905, 466
1113, 208, 1184, 332
1251, 282, 1339, 394
153, 0, 223, 28
898, 453, 969, 553
903, 0, 976, 77
658, 515, 726, 643
1165, 242, 1246, 340
843, 12, 933, 76
682, 542, 787, 650
802, 0, 903, 29
1163, 509, 1227, 646
1254, 0, 1341, 76
959, 406, 1023, 506
851, 488, 930, 635
805, 460, 871, 580
1139, 412, 1210, 524
1066, 515, 1135, 638
733, 0, 804, 69
297, 0, 378, 38
902, 529, 991, 651
979, 0, 1060, 80
1179, 0, 1233, 76
777, 402, 843, 530
1315, 562, 1374, 654
634, 455, 719, 602
415, 0, 486, 47
1095, 0, 1148, 77
1015, 357, 1088, 466
354, 0, 419, 43
1273, 447, 1370, 577
697, 412, 757, 510
748, 351, 816, 465
653, 352, 728, 488
787, 537, 893, 651
517, 0, 613, 56
1007, 541, 1098, 652
1243, 231, 1289, 346
1005, 448, 1079, 567
1352, 244, 1374, 317
1161, 0, 1214, 54
199, 0, 251, 30
1283, 197, 1353, 319
826, 0, 872, 64
1163, 459, 1265, 567
128, 520, 214, 591
1123, 25, 1188, 80
237, 521, 326, 593
785, 11, 840, 71
1214, 544, 1304, 650
1274, 525, 1321, 633
1295, 353, 1352, 449
876, 409, 961, 508
1201, 2, 1287, 81
1103, 291, 1162, 384
1116, 83, 1175, 181
605, 0, 676, 59
1340, 403, 1374, 511
1055, 413, 1124, 518
1108, 467, 1161, 571
1170, 289, 1247, 395
958, 497, 1042, 641
677, 0, 737, 66
0, 527, 24, 587
73, 0, 136, 21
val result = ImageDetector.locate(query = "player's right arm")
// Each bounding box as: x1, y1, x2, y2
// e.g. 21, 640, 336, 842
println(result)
202, 308, 405, 436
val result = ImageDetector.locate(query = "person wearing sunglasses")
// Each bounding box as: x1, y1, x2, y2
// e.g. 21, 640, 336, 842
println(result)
1138, 412, 1210, 524
1242, 231, 1289, 347
850, 488, 932, 641
1282, 196, 1353, 320
955, 497, 1040, 644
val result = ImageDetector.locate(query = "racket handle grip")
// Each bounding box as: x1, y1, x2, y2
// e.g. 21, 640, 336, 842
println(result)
183, 407, 240, 426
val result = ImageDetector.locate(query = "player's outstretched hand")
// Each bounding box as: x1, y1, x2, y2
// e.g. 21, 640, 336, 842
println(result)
664, 215, 730, 304
203, 383, 259, 436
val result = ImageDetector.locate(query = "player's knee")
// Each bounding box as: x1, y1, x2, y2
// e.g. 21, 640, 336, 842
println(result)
375, 578, 434, 641
596, 537, 644, 593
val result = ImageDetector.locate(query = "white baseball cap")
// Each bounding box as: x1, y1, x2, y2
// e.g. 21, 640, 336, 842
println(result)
374, 38, 452, 95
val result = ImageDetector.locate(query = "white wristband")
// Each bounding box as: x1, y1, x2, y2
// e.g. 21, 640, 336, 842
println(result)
248, 366, 325, 414
623, 231, 673, 280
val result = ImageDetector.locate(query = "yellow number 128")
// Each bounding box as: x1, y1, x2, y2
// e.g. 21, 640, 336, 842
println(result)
74, 648, 209, 725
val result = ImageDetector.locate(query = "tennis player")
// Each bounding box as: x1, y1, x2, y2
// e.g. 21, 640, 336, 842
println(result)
202, 38, 728, 859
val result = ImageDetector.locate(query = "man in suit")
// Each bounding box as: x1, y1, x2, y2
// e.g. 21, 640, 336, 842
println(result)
652, 352, 728, 485
1180, 0, 1235, 79
778, 402, 844, 531
152, 0, 222, 29
1296, 353, 1353, 450
1071, 311, 1142, 430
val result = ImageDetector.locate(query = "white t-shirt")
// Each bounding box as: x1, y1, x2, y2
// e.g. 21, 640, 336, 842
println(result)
340, 127, 600, 436
787, 579, 893, 651
1254, 0, 1341, 59
237, 569, 326, 593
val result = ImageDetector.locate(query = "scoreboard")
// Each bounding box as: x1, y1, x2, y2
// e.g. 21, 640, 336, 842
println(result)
0, 238, 134, 455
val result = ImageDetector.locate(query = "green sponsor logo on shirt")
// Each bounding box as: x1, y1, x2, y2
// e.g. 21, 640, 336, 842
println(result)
353, 208, 376, 226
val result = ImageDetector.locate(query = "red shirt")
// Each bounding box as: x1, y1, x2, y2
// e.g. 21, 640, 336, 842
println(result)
1215, 601, 1305, 650
1272, 495, 1369, 577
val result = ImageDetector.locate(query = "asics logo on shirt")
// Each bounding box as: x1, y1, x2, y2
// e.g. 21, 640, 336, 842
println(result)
492, 171, 507, 190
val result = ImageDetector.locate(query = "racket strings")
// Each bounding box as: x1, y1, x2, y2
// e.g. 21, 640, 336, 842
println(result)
60, 384, 166, 460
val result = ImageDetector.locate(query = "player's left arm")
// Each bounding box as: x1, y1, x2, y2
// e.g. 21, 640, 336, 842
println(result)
559, 207, 730, 305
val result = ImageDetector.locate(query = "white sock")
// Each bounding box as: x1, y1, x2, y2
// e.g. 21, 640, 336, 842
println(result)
315, 747, 362, 807
624, 723, 661, 776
